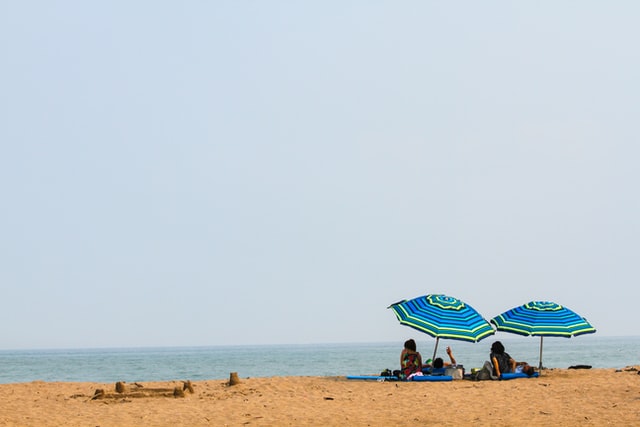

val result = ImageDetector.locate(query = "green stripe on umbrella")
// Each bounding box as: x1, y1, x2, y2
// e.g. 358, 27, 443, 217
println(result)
490, 301, 596, 370
389, 294, 495, 362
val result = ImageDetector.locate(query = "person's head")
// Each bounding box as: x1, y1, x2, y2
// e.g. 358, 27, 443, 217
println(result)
433, 357, 444, 369
522, 364, 535, 376
491, 341, 505, 354
404, 339, 417, 352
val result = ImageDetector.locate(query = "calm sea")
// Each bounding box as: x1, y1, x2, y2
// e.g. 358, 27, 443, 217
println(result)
1, 336, 638, 384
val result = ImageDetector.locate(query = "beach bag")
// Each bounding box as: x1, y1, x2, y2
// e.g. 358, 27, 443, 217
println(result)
475, 368, 491, 380
444, 365, 463, 380
380, 369, 393, 377
474, 361, 495, 381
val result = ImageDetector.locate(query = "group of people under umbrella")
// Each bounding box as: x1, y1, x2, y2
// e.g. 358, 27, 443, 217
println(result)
388, 294, 596, 379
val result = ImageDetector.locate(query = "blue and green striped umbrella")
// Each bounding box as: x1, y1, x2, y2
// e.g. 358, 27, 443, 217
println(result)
490, 301, 596, 369
388, 294, 495, 361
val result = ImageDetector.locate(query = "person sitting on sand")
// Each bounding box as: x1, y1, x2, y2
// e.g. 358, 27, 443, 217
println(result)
400, 339, 423, 379
490, 341, 516, 377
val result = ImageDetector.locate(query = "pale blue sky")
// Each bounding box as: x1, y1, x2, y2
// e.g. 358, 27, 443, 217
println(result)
1, 1, 638, 349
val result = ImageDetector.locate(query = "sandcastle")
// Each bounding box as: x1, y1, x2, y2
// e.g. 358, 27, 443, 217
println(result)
91, 380, 195, 400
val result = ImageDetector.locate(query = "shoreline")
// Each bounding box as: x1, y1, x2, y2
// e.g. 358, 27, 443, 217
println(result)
2, 337, 638, 384
0, 367, 638, 426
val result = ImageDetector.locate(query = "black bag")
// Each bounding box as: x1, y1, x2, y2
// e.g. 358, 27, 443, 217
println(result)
380, 369, 393, 377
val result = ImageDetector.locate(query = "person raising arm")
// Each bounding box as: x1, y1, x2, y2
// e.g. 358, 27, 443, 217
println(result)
430, 346, 458, 369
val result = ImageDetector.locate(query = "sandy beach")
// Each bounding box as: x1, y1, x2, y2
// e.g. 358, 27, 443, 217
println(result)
0, 368, 638, 426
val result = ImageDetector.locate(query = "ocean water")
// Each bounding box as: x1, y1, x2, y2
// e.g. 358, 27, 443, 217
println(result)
1, 335, 638, 384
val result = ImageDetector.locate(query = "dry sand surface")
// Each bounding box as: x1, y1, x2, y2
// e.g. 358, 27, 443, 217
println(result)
0, 368, 638, 426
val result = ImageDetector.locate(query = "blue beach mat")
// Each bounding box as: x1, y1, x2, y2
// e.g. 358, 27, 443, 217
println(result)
500, 372, 539, 380
411, 375, 453, 381
346, 375, 399, 381
345, 375, 453, 381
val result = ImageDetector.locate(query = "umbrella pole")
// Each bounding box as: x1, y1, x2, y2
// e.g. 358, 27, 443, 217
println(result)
431, 337, 440, 363
538, 336, 544, 371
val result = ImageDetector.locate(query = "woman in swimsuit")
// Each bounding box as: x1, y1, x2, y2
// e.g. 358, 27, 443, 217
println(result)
400, 339, 423, 379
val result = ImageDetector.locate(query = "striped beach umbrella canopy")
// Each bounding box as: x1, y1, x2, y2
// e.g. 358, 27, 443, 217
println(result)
490, 301, 596, 369
388, 294, 495, 362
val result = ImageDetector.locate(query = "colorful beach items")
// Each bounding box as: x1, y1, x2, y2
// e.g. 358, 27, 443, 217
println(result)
388, 294, 495, 362
490, 301, 596, 370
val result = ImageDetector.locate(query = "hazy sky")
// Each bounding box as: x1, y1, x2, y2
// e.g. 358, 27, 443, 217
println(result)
1, 2, 638, 349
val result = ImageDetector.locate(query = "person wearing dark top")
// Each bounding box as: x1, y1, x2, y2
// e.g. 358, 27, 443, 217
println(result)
490, 341, 516, 377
